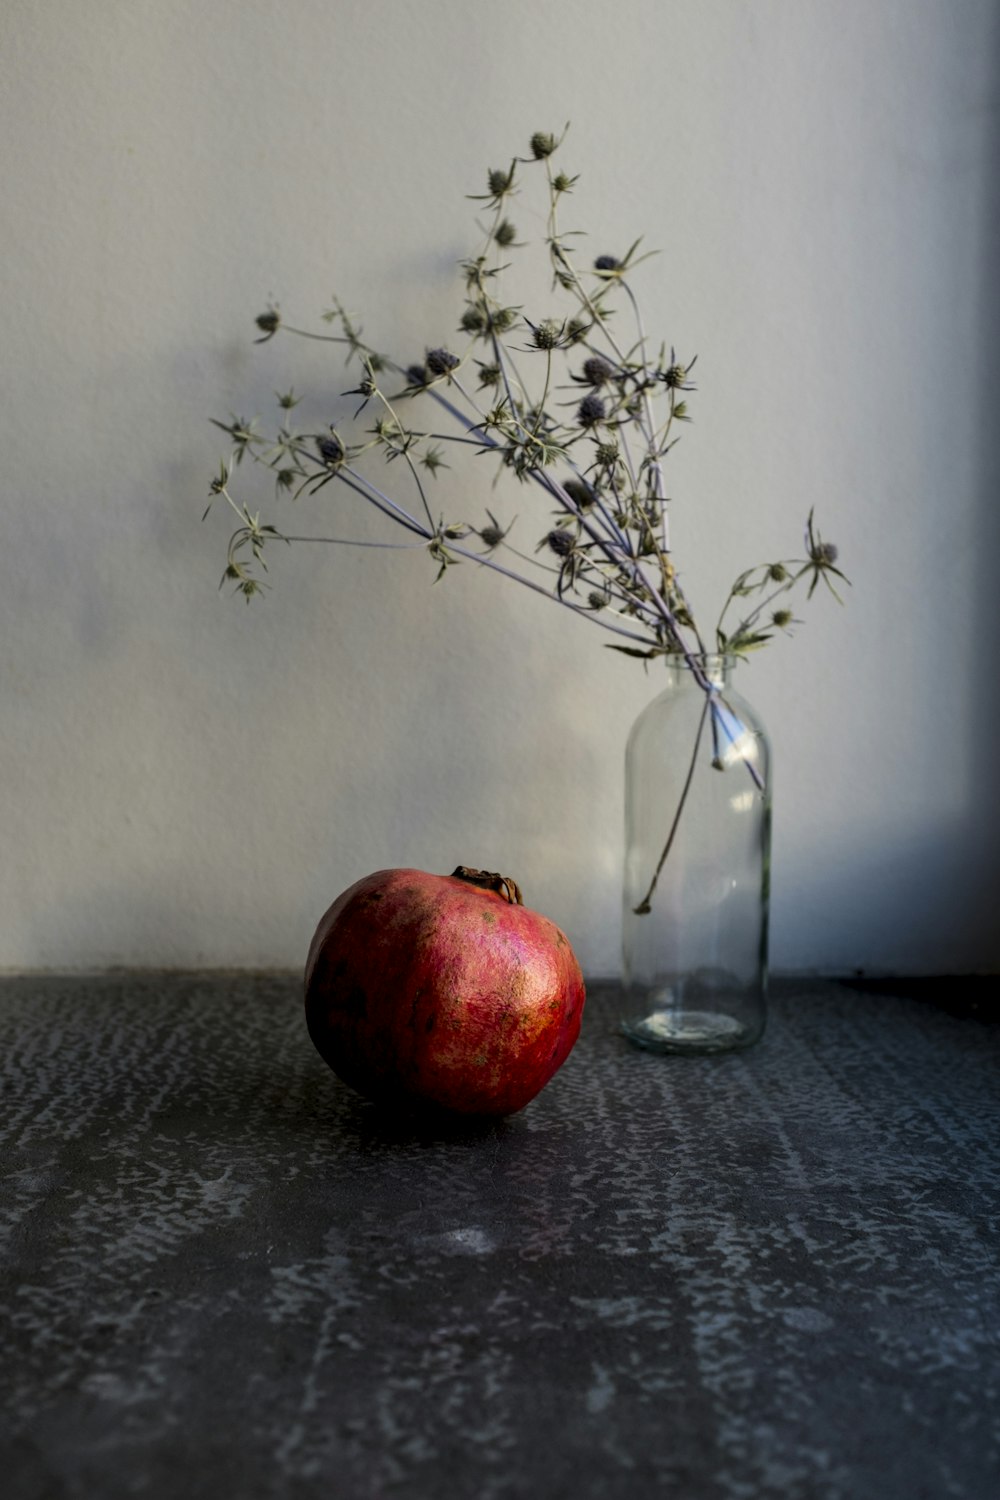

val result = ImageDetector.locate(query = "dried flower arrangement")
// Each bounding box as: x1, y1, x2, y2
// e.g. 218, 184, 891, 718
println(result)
205, 127, 846, 689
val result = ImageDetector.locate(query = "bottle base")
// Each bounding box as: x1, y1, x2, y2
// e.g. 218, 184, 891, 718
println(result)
620, 1007, 761, 1055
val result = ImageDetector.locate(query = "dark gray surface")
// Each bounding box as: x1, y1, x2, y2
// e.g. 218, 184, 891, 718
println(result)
1, 973, 998, 1500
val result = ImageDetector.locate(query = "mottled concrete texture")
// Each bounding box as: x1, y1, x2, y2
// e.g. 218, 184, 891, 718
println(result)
1, 974, 998, 1500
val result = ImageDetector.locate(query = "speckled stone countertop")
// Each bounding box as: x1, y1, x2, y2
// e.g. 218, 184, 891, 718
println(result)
1, 974, 998, 1500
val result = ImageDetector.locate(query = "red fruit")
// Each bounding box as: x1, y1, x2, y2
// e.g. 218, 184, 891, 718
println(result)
304, 866, 586, 1116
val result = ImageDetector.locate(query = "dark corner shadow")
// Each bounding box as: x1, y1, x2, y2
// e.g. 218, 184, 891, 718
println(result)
972, 11, 1000, 960
838, 973, 1000, 1023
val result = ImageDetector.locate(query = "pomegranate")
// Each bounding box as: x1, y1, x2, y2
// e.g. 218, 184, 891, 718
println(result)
304, 866, 585, 1116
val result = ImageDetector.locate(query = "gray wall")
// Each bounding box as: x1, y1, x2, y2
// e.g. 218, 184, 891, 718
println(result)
2, 0, 998, 975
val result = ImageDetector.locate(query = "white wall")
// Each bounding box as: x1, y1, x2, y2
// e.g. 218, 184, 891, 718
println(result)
2, 0, 998, 975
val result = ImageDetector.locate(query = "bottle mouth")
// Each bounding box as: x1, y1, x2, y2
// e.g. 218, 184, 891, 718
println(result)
663, 651, 737, 683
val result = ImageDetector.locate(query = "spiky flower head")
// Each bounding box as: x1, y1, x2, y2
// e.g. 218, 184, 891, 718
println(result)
530, 319, 562, 350
426, 347, 460, 377
594, 255, 621, 273
577, 394, 606, 428
494, 219, 518, 247
255, 308, 281, 340
768, 563, 789, 583
772, 609, 794, 628
488, 306, 517, 334
546, 528, 575, 557
460, 304, 487, 334
664, 363, 692, 389
529, 132, 557, 160
595, 441, 620, 467
565, 317, 589, 344
488, 166, 515, 197
316, 432, 344, 468
588, 591, 607, 611
582, 356, 613, 387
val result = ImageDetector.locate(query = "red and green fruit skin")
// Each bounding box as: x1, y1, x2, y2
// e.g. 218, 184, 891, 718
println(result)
304, 868, 586, 1116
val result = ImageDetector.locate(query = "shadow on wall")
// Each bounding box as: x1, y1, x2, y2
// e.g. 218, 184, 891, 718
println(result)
777, 17, 1000, 979
773, 816, 1000, 977
969, 14, 1000, 973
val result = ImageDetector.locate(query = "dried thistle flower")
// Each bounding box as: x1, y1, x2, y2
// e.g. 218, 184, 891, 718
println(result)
471, 165, 517, 207
664, 360, 696, 390
577, 394, 606, 428
528, 318, 562, 350
461, 304, 487, 334
425, 347, 459, 377
545, 528, 575, 557
316, 432, 344, 468
255, 308, 281, 342
488, 307, 518, 334
477, 509, 512, 551
581, 356, 614, 387
529, 132, 557, 160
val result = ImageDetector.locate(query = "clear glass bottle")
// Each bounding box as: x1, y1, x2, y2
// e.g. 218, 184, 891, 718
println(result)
621, 653, 771, 1054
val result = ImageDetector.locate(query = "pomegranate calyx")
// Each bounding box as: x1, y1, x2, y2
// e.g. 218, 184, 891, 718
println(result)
450, 866, 524, 906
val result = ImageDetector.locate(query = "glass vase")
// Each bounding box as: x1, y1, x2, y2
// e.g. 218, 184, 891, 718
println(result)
621, 653, 771, 1054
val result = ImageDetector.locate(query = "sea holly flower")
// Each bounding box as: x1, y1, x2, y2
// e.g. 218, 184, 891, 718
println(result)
425, 348, 460, 378
315, 433, 345, 468
477, 510, 513, 551
254, 307, 280, 342
578, 356, 614, 387
805, 509, 848, 600
544, 528, 575, 557
475, 360, 502, 388
529, 132, 558, 160
576, 394, 606, 428
525, 318, 564, 350
460, 304, 488, 334
662, 353, 697, 391
469, 164, 517, 208
494, 219, 519, 247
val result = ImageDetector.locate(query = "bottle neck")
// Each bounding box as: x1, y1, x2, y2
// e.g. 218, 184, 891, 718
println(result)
661, 652, 737, 689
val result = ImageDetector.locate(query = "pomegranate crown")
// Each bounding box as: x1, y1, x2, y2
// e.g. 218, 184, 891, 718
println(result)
451, 866, 524, 906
